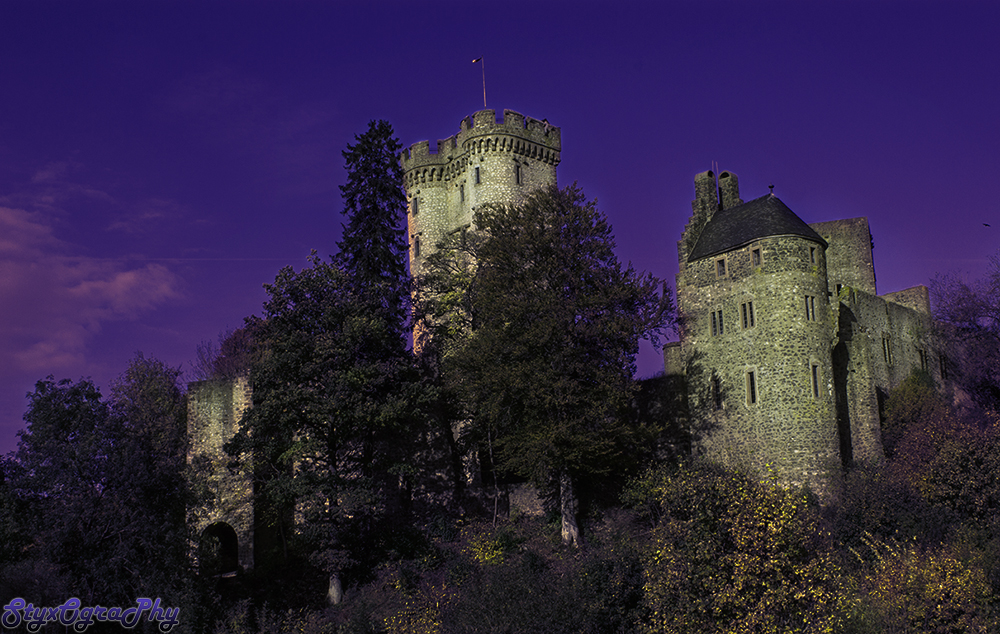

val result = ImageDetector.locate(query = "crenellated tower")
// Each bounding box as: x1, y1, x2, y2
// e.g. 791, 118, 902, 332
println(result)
400, 109, 561, 275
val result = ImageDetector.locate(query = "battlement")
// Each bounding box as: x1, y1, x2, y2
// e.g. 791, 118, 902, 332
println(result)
400, 108, 561, 173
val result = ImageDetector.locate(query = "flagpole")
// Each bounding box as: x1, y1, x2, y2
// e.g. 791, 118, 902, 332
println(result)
473, 57, 486, 109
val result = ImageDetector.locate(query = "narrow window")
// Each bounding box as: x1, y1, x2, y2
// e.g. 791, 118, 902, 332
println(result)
805, 296, 816, 321
515, 164, 521, 185
940, 354, 949, 380
716, 258, 727, 277
741, 301, 755, 329
882, 336, 893, 366
918, 349, 928, 371
836, 283, 843, 295
712, 376, 722, 410
746, 371, 757, 405
811, 363, 820, 398
752, 248, 761, 267
809, 246, 816, 264
711, 309, 725, 336
411, 197, 419, 215
413, 236, 420, 258
460, 184, 465, 202
475, 166, 481, 184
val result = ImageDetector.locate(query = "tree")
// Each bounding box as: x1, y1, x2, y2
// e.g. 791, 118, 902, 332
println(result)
931, 256, 1000, 409
228, 121, 430, 599
230, 254, 430, 596
6, 377, 112, 603
418, 185, 672, 546
2, 356, 191, 607
103, 354, 191, 600
190, 325, 258, 381
335, 118, 410, 332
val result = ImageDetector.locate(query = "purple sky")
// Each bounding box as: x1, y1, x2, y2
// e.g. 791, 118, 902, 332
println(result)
2, 1, 998, 454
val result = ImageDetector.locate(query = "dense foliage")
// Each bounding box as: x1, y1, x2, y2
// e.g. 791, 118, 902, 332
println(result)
0, 355, 195, 623
631, 463, 843, 633
417, 185, 672, 545
931, 255, 1000, 409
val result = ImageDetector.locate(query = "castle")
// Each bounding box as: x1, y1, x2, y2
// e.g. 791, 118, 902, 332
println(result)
186, 109, 941, 572
670, 169, 939, 497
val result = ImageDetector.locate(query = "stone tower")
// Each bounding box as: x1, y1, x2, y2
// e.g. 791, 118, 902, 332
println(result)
676, 170, 842, 496
400, 108, 561, 275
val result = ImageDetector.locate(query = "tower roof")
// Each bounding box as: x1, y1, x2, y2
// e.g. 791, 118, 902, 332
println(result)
688, 193, 828, 262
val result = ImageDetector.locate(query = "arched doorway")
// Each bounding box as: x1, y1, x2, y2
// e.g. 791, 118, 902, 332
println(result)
199, 522, 240, 577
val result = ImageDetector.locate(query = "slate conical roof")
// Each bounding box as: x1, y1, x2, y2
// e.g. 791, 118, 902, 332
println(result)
688, 193, 828, 262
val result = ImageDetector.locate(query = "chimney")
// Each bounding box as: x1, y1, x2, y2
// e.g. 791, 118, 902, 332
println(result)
719, 171, 741, 209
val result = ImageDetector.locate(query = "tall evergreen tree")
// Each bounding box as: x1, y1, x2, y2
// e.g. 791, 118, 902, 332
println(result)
229, 120, 435, 602
335, 118, 410, 336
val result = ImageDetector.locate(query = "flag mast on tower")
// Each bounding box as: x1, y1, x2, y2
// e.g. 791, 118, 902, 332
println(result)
473, 57, 486, 109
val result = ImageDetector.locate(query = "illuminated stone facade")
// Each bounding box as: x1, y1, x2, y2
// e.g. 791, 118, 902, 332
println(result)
187, 377, 254, 572
672, 170, 938, 498
400, 108, 561, 276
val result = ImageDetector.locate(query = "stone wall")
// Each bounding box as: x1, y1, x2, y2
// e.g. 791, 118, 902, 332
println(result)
678, 231, 841, 496
810, 218, 877, 295
832, 284, 936, 464
187, 376, 254, 571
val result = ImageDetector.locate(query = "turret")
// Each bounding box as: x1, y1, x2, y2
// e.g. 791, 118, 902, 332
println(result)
400, 109, 561, 275
676, 169, 840, 499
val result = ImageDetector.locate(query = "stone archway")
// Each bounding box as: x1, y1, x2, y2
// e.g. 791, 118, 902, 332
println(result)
199, 522, 240, 577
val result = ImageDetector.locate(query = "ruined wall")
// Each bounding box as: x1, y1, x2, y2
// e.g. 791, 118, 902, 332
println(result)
832, 285, 935, 464
187, 377, 254, 571
810, 218, 877, 295
400, 109, 561, 275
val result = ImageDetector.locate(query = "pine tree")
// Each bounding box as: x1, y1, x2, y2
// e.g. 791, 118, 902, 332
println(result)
229, 121, 434, 601
335, 119, 410, 338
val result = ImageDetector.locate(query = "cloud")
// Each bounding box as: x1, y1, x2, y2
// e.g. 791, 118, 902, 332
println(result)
106, 198, 188, 234
0, 205, 183, 375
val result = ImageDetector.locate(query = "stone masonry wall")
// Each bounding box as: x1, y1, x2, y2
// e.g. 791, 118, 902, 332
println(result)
810, 218, 877, 295
187, 376, 254, 570
832, 285, 935, 463
678, 233, 841, 496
